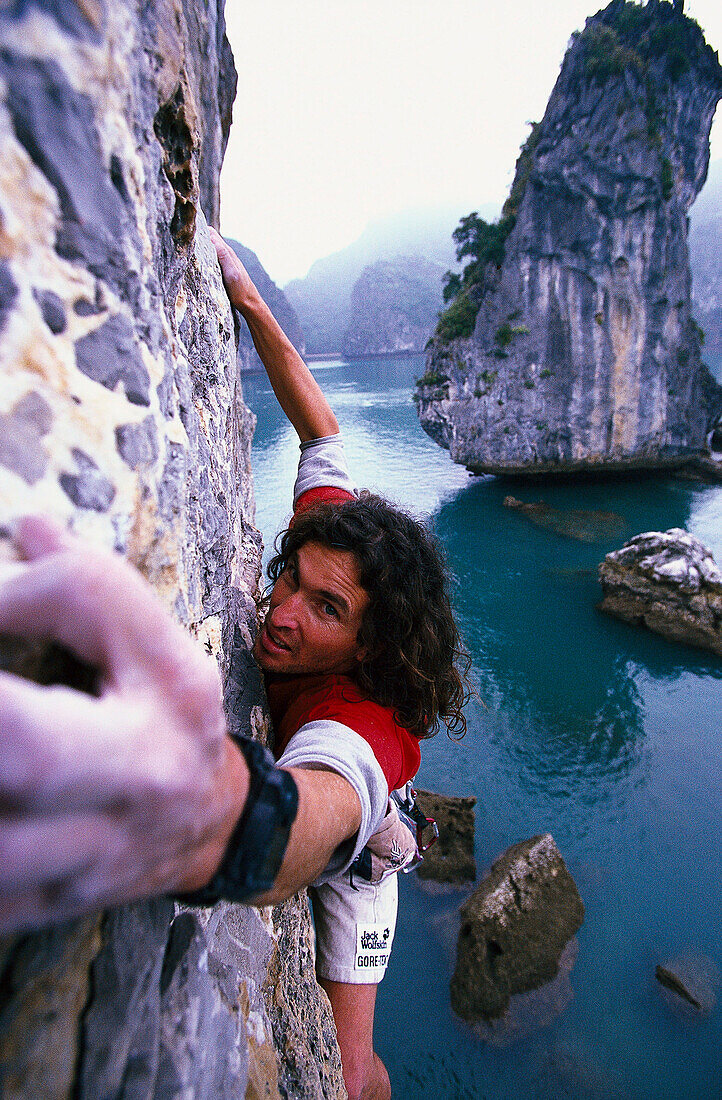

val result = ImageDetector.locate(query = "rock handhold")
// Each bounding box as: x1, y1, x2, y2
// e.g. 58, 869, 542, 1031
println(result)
655, 954, 720, 1014
414, 789, 477, 885
598, 529, 722, 656
450, 834, 583, 1022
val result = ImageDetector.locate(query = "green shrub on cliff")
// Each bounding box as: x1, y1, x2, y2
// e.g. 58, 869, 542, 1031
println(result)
435, 125, 540, 344
436, 289, 479, 341
583, 24, 645, 84
579, 1, 704, 88
502, 123, 542, 220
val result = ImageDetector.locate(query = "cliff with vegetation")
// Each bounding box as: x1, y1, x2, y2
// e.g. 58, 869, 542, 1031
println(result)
342, 255, 445, 357
417, 0, 722, 475
0, 4, 343, 1097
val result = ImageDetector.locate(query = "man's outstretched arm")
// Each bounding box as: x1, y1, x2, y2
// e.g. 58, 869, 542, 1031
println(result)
210, 228, 339, 442
0, 519, 361, 931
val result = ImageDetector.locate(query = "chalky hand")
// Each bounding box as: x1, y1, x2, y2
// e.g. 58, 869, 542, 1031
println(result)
0, 516, 234, 932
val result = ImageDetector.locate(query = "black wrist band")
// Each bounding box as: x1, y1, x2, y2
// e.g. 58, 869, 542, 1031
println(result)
176, 736, 298, 906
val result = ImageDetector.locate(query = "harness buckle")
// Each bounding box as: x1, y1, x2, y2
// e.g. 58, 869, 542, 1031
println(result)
396, 783, 438, 855
418, 815, 439, 853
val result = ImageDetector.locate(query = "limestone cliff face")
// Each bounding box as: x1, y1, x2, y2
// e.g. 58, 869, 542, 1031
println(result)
417, 0, 722, 475
229, 239, 305, 370
0, 4, 343, 1098
342, 255, 445, 357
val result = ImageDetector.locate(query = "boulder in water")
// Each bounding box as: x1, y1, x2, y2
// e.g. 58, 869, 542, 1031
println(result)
475, 939, 579, 1047
414, 789, 476, 885
598, 529, 722, 656
655, 953, 720, 1014
503, 496, 628, 543
450, 834, 584, 1022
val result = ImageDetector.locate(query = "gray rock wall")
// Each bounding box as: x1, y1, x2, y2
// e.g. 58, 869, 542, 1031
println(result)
418, 0, 722, 475
342, 256, 445, 357
0, 3, 343, 1097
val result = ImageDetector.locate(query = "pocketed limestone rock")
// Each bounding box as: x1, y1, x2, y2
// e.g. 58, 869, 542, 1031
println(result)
450, 834, 584, 1022
0, 4, 344, 1097
414, 789, 477, 885
0, 918, 102, 1100
598, 529, 722, 656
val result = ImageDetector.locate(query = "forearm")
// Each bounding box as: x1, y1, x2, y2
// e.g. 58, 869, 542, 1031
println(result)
239, 294, 339, 442
252, 767, 361, 905
177, 753, 361, 908
210, 228, 338, 441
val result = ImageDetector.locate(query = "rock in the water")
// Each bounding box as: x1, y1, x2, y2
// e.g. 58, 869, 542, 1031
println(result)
415, 789, 477, 885
450, 834, 584, 1022
503, 496, 628, 542
655, 954, 720, 1013
475, 939, 579, 1047
598, 528, 722, 656
417, 1, 722, 476
342, 256, 445, 357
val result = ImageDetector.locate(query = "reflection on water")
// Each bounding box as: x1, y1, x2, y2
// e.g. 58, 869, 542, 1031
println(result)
243, 354, 722, 1100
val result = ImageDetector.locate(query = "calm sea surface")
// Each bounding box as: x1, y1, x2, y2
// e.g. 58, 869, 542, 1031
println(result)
242, 353, 722, 1100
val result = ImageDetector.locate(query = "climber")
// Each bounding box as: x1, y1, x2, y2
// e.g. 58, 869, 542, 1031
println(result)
0, 229, 469, 1100
208, 228, 470, 1100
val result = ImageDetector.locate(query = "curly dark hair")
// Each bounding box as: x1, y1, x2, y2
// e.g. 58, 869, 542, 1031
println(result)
266, 492, 472, 739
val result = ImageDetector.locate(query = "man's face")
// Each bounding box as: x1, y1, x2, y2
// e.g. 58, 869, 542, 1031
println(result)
253, 540, 369, 676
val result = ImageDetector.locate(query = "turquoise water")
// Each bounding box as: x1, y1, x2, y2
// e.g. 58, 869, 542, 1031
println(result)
242, 355, 722, 1100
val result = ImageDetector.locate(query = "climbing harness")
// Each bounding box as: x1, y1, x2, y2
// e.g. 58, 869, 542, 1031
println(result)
392, 781, 439, 857
349, 782, 438, 888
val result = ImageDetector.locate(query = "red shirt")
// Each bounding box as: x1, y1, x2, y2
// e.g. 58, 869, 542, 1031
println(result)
266, 673, 421, 794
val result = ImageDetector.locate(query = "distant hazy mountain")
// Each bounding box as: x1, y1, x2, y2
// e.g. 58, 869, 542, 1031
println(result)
228, 240, 305, 370
342, 256, 447, 357
284, 204, 499, 355
690, 158, 722, 353
278, 170, 720, 359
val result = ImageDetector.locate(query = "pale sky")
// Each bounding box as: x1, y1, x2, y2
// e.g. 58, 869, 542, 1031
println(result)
220, 1, 722, 286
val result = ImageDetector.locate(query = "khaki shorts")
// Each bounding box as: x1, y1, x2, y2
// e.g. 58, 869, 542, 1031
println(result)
309, 870, 398, 985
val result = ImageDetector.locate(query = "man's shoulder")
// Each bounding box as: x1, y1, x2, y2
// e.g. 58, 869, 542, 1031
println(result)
268, 673, 421, 793
269, 673, 396, 732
